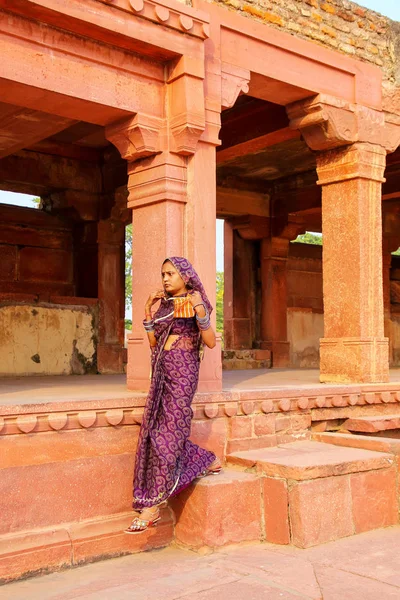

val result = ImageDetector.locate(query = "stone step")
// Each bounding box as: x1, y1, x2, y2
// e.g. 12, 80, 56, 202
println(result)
169, 469, 262, 551
227, 440, 393, 480
343, 415, 400, 433
225, 441, 398, 548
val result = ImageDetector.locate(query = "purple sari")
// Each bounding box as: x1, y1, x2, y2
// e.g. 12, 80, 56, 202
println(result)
132, 257, 216, 510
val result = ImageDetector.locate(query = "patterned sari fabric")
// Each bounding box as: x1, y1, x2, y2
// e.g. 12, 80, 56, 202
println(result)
132, 257, 216, 510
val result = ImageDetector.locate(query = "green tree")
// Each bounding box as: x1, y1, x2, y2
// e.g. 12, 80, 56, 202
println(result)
216, 271, 224, 334
125, 224, 132, 325
292, 231, 323, 245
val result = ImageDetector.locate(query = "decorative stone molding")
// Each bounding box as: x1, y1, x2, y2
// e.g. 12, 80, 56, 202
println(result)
221, 63, 250, 110
105, 114, 163, 162
126, 0, 210, 39
167, 66, 206, 155
126, 151, 187, 208
169, 114, 205, 156
287, 94, 400, 153
96, 0, 210, 39
2, 390, 400, 435
316, 143, 386, 186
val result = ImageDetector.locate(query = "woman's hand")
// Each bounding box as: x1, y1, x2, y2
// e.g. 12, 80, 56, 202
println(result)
187, 291, 203, 309
145, 289, 164, 312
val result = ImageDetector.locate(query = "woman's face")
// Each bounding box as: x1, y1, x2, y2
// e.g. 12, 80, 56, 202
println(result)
161, 261, 187, 296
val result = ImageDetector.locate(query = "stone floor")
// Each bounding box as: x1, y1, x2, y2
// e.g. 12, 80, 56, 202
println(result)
1, 527, 400, 599
3, 368, 400, 406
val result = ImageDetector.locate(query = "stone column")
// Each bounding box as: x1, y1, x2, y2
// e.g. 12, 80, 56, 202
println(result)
260, 236, 290, 367
317, 143, 388, 382
223, 221, 254, 349
106, 57, 222, 390
97, 218, 126, 373
287, 94, 400, 383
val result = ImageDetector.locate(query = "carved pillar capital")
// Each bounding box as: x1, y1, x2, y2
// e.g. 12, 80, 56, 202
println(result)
127, 151, 187, 209
105, 113, 163, 162
166, 57, 206, 155
316, 142, 386, 186
287, 94, 400, 153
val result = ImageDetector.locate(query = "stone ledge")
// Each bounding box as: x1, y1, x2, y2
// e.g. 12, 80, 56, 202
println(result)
343, 415, 400, 433
0, 510, 173, 584
227, 440, 394, 480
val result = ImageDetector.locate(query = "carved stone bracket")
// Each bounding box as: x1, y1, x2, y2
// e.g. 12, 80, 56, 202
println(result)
105, 114, 163, 162
167, 63, 206, 155
221, 63, 250, 110
97, 0, 210, 40
231, 216, 270, 240
287, 94, 400, 153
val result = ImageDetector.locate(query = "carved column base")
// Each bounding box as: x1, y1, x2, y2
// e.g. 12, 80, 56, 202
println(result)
320, 337, 389, 383
260, 341, 290, 368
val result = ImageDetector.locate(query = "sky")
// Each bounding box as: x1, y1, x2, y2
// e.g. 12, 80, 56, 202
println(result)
0, 0, 398, 271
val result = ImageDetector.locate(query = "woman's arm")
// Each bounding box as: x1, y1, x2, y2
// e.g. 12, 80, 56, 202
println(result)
144, 290, 164, 348
189, 292, 216, 349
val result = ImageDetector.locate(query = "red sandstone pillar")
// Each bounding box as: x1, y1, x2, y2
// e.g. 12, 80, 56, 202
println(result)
318, 143, 389, 383
260, 236, 290, 367
120, 147, 221, 392
97, 219, 125, 373
223, 222, 255, 349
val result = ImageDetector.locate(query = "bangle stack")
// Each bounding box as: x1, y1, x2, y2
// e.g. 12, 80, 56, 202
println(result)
143, 317, 155, 333
196, 307, 211, 331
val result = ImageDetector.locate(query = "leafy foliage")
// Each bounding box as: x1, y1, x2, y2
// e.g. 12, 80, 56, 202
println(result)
125, 223, 132, 311
292, 231, 323, 245
216, 271, 224, 333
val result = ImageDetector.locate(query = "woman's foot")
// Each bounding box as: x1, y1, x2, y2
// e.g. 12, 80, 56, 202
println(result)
124, 506, 161, 534
197, 457, 223, 478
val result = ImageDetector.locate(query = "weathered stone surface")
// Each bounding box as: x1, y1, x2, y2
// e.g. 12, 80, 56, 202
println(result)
351, 467, 398, 533
289, 475, 354, 548
170, 470, 262, 550
228, 441, 393, 480
344, 415, 400, 433
263, 476, 290, 544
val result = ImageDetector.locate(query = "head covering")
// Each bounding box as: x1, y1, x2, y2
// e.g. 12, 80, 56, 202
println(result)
151, 257, 213, 342
166, 256, 213, 315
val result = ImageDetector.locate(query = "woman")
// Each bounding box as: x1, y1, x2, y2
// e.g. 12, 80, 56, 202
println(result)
125, 256, 222, 534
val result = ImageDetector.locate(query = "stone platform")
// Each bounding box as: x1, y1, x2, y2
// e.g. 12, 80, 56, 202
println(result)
2, 369, 400, 583
2, 527, 400, 599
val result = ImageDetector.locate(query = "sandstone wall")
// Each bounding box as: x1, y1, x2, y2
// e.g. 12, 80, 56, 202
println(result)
0, 302, 98, 376
208, 0, 399, 82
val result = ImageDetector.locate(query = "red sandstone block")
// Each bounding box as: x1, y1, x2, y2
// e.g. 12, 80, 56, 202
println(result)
254, 413, 275, 436
0, 244, 17, 281
253, 349, 271, 360
290, 414, 312, 431
19, 247, 72, 283
312, 432, 400, 455
275, 415, 291, 432
276, 432, 310, 445
0, 528, 71, 583
351, 467, 398, 534
289, 475, 354, 548
230, 415, 252, 439
0, 454, 135, 534
344, 415, 400, 433
228, 441, 393, 481
190, 417, 227, 459
71, 509, 174, 565
170, 470, 262, 550
227, 435, 277, 454
263, 477, 290, 545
